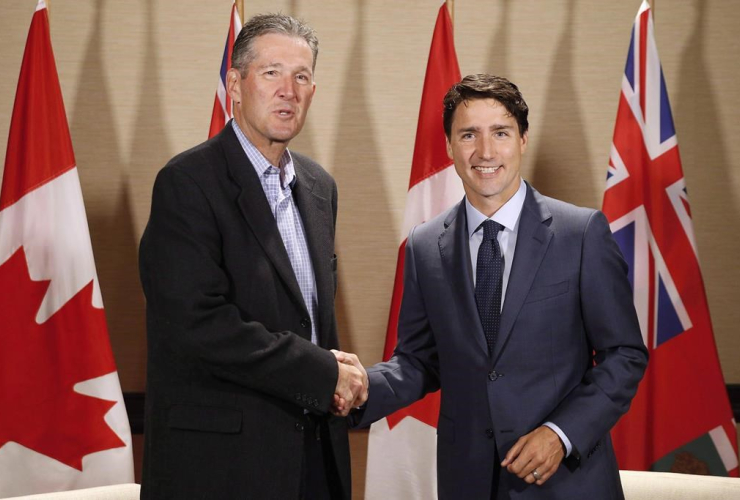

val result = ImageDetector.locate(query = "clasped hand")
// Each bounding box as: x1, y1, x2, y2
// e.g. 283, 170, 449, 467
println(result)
330, 349, 368, 417
501, 425, 565, 486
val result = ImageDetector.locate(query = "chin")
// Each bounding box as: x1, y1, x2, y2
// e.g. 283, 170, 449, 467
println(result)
269, 130, 298, 142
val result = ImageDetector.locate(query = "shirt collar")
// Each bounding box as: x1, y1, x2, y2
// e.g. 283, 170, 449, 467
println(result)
231, 120, 296, 189
466, 177, 527, 238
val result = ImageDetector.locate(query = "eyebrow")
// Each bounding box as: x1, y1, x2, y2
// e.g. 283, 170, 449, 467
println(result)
257, 62, 283, 69
258, 62, 312, 74
456, 124, 514, 134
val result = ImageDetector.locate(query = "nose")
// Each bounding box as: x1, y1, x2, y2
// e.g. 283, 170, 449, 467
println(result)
476, 136, 495, 161
276, 75, 297, 100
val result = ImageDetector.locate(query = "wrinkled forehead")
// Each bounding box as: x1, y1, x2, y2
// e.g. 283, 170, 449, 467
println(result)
249, 33, 315, 69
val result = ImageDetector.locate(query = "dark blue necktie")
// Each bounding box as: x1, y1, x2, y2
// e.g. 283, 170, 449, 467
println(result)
475, 220, 504, 354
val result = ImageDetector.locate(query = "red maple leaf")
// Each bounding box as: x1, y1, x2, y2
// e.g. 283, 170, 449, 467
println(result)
386, 390, 440, 430
0, 248, 125, 470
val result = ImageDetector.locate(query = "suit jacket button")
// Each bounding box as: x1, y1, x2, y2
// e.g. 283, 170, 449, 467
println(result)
295, 422, 304, 432
488, 371, 503, 381
301, 318, 311, 328
485, 429, 495, 439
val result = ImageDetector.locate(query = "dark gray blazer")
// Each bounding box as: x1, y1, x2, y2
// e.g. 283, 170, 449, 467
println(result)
355, 183, 647, 500
139, 123, 350, 499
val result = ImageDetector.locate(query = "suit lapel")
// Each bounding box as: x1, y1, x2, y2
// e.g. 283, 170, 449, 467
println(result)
292, 161, 335, 346
492, 183, 553, 363
220, 125, 307, 316
439, 200, 489, 354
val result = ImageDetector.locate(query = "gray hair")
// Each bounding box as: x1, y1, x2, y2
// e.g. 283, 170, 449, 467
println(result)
232, 13, 319, 76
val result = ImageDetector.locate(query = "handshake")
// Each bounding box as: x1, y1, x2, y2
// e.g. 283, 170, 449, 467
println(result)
331, 349, 369, 417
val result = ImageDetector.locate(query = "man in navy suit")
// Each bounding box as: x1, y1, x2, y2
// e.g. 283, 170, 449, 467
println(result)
344, 74, 648, 499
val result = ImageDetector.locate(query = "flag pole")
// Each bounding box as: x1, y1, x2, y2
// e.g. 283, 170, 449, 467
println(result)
446, 0, 454, 25
236, 0, 244, 22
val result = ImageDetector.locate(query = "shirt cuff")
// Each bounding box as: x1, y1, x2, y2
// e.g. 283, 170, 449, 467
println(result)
543, 422, 572, 457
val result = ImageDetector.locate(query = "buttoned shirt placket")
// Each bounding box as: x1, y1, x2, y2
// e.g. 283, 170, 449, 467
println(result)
232, 121, 319, 344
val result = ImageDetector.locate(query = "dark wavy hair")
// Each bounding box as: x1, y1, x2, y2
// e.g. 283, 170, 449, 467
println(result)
443, 74, 529, 137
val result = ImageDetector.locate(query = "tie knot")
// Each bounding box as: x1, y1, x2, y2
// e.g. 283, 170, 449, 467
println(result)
480, 220, 503, 241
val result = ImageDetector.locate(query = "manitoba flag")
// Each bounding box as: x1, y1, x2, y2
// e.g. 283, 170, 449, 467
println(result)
0, 1, 134, 496
364, 3, 462, 498
603, 0, 738, 476
208, 1, 242, 138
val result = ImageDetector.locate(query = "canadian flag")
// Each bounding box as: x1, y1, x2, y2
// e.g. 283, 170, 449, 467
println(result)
364, 3, 462, 499
0, 1, 134, 496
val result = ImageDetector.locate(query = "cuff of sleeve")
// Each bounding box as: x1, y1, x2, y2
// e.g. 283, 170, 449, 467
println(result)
543, 421, 572, 457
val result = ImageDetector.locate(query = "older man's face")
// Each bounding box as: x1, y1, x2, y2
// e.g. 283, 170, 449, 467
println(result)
230, 33, 315, 151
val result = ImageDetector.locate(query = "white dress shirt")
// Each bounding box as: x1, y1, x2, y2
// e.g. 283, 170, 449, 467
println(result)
231, 121, 319, 345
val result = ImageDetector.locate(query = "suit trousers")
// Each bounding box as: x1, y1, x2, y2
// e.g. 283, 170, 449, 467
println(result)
301, 414, 343, 500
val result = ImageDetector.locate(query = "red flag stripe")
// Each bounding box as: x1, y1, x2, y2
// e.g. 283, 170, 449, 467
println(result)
0, 5, 75, 210
406, 5, 461, 190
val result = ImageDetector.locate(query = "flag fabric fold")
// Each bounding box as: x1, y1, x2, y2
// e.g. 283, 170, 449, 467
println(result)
364, 3, 462, 498
0, 1, 134, 496
603, 0, 738, 477
208, 2, 242, 138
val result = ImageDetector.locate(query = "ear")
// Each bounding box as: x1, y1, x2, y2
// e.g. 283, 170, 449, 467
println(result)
446, 137, 454, 160
520, 131, 528, 154
226, 68, 242, 103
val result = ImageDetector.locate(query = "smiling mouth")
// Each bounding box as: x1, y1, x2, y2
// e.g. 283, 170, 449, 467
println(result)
473, 166, 501, 174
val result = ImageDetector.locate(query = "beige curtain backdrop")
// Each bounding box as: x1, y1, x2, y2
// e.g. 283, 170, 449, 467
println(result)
2, 0, 738, 495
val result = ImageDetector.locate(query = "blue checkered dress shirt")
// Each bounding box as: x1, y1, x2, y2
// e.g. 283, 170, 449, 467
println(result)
231, 121, 319, 344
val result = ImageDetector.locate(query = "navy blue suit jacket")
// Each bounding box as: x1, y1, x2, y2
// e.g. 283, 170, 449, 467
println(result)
356, 183, 647, 499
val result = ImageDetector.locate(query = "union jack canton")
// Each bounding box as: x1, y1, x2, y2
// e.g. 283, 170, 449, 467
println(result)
209, 2, 242, 139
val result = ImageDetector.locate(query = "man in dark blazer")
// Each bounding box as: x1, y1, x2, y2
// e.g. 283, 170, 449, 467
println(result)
347, 75, 648, 499
138, 14, 366, 500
